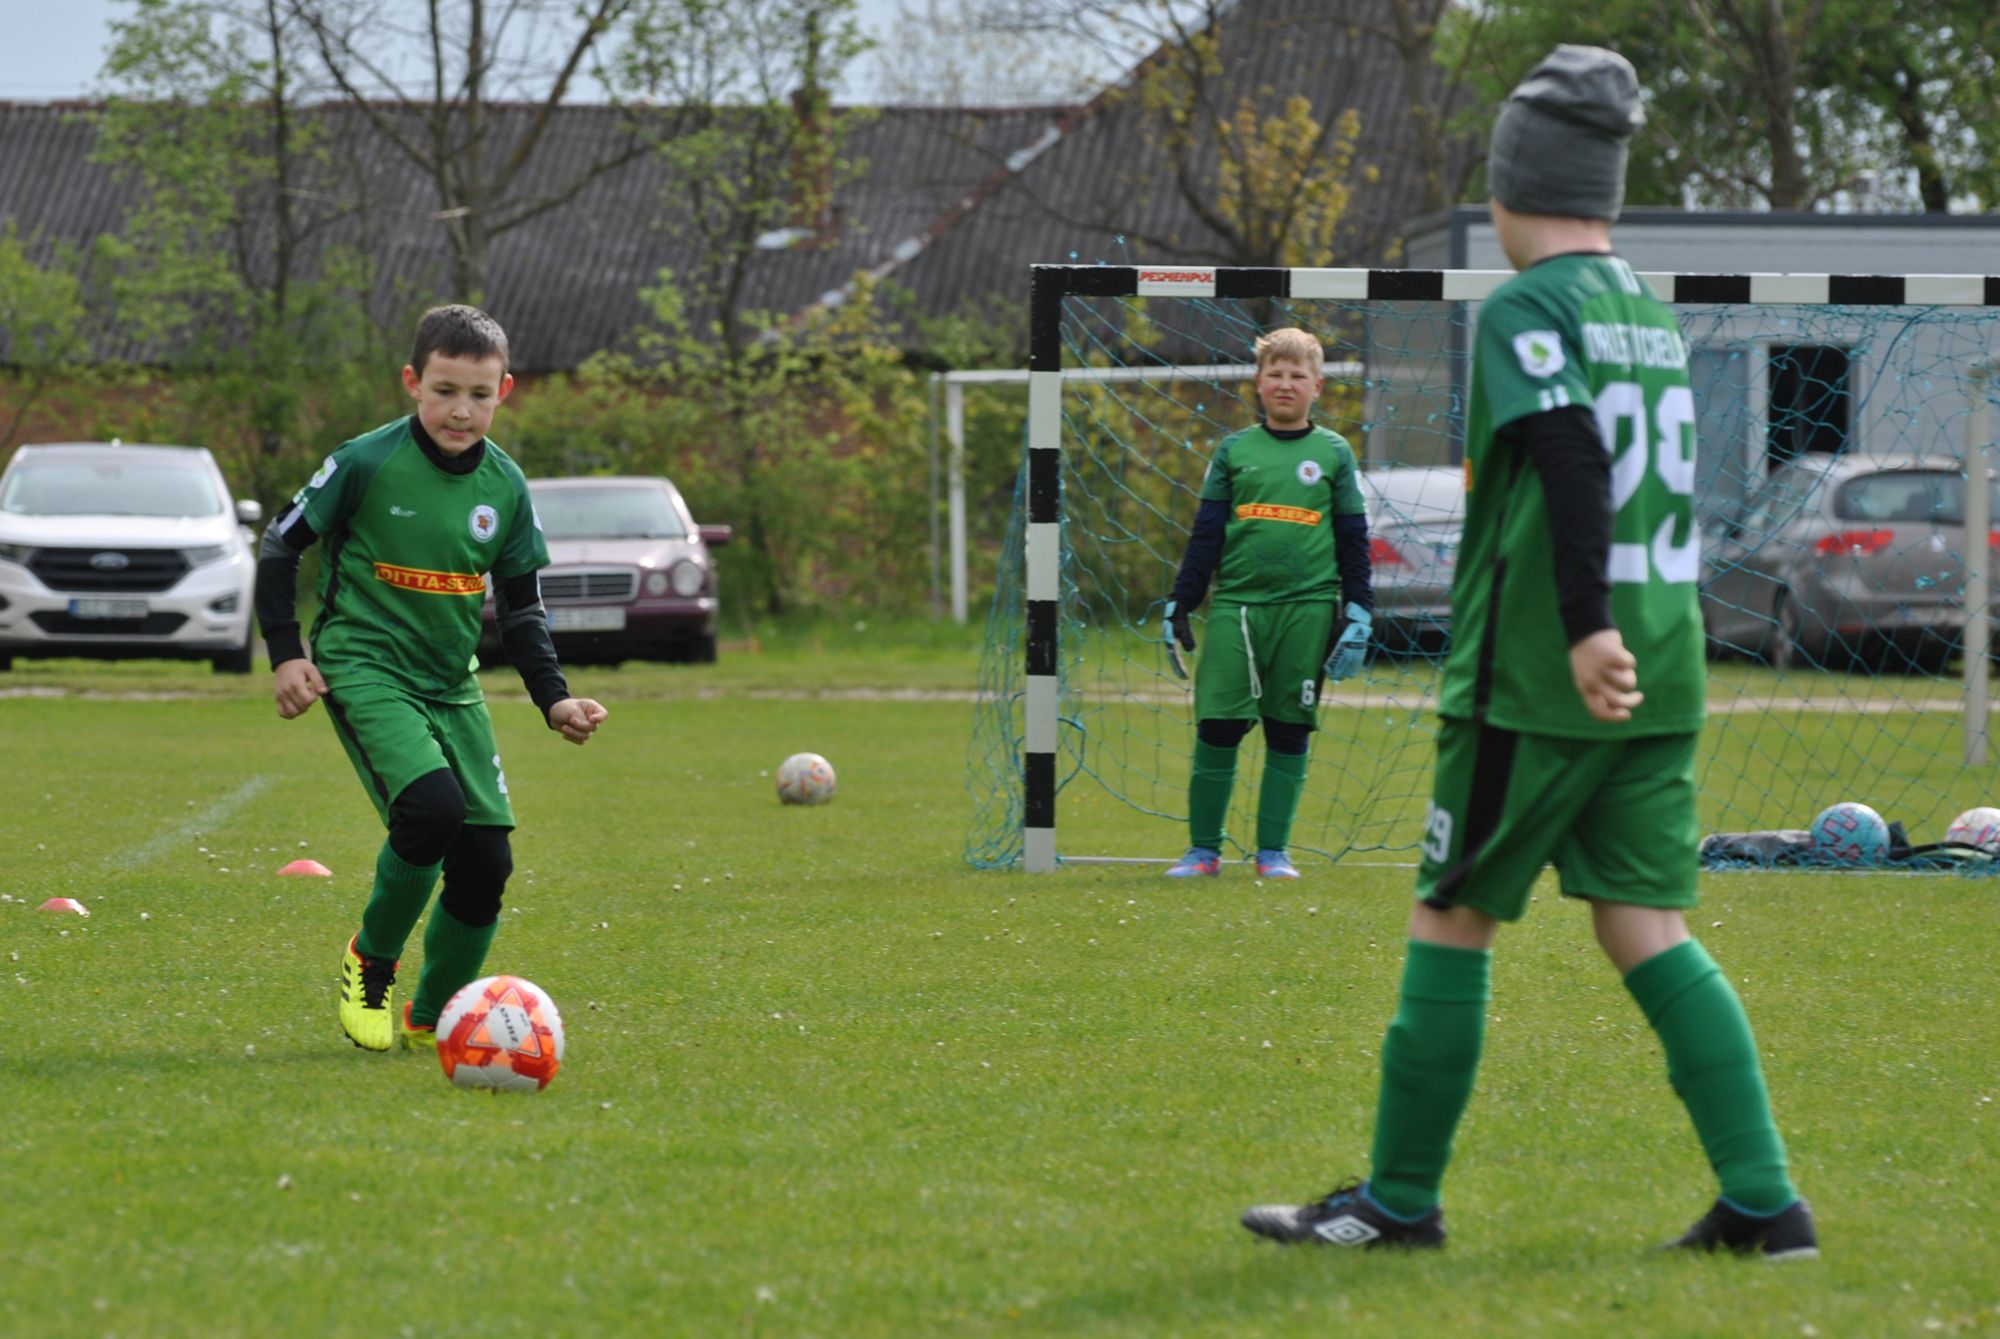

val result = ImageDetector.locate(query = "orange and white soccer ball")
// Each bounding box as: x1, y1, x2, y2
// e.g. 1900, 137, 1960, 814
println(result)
436, 975, 565, 1092
776, 752, 837, 805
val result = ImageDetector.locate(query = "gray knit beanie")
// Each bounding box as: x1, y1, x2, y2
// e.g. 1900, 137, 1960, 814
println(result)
1487, 45, 1644, 220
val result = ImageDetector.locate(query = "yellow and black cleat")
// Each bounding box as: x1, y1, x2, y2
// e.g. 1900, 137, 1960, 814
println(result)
399, 1000, 438, 1052
337, 935, 398, 1052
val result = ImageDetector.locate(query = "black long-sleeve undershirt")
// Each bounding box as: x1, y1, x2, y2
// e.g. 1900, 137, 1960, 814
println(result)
492, 571, 571, 716
253, 503, 317, 668
1169, 497, 1231, 611
1509, 404, 1616, 645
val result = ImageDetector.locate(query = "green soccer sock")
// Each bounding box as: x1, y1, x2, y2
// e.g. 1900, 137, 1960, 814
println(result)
1624, 939, 1798, 1214
1254, 748, 1311, 851
1188, 739, 1239, 851
354, 841, 443, 962
409, 905, 498, 1027
1368, 939, 1492, 1219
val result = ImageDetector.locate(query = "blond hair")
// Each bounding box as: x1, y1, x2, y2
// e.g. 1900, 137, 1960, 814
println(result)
1254, 327, 1324, 377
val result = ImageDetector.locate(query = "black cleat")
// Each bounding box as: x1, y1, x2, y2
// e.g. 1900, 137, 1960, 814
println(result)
1242, 1179, 1445, 1249
1670, 1198, 1819, 1260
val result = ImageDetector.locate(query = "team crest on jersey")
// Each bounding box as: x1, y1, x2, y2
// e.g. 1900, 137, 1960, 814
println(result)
1296, 459, 1323, 485
469, 504, 499, 543
1513, 330, 1566, 378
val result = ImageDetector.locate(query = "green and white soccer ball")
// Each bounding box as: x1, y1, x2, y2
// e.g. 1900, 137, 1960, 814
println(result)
775, 752, 837, 805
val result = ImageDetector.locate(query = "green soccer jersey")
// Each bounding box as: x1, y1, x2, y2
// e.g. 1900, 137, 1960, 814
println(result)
1200, 423, 1367, 605
293, 418, 548, 703
1439, 253, 1706, 738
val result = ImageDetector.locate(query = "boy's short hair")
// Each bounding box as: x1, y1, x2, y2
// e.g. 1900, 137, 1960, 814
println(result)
411, 304, 510, 376
1254, 327, 1324, 377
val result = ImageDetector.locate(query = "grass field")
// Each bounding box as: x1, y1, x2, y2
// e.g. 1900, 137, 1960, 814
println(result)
4, 635, 1998, 1338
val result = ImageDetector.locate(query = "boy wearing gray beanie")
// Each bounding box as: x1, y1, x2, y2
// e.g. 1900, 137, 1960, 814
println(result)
1239, 46, 1817, 1260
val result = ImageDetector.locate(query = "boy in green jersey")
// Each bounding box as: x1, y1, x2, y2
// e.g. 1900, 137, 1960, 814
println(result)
254, 304, 609, 1054
1161, 327, 1374, 879
1240, 47, 1814, 1257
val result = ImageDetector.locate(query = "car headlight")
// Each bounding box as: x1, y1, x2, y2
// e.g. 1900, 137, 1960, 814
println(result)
0, 542, 34, 566
669, 559, 706, 597
185, 544, 235, 566
644, 570, 671, 596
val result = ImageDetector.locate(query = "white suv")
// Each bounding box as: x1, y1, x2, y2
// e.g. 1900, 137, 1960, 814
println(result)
0, 443, 261, 673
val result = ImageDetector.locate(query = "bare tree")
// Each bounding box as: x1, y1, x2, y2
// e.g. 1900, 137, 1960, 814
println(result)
614, 0, 872, 612
89, 0, 402, 493
1382, 0, 1490, 215
867, 0, 1160, 105
289, 0, 664, 301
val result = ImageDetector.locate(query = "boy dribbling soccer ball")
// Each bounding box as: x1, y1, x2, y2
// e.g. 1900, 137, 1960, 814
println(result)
255, 304, 608, 1054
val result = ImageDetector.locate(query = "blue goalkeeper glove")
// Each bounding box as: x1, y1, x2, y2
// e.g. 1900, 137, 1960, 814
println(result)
1323, 602, 1371, 682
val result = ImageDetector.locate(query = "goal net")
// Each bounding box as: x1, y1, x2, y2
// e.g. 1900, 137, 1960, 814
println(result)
965, 265, 2000, 872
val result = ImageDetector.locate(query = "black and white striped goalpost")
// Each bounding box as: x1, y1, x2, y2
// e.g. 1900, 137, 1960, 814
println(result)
1020, 263, 2000, 873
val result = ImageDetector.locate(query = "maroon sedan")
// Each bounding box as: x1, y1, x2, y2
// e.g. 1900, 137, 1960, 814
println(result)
482, 476, 730, 665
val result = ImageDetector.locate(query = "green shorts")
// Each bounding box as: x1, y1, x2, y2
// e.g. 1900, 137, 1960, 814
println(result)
1192, 601, 1335, 727
323, 681, 516, 829
1414, 721, 1698, 920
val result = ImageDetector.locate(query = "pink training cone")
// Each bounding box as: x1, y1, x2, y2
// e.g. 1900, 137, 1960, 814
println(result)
39, 897, 89, 916
277, 859, 333, 877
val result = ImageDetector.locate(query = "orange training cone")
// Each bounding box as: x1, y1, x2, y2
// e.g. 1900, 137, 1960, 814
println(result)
277, 859, 333, 877
39, 897, 89, 916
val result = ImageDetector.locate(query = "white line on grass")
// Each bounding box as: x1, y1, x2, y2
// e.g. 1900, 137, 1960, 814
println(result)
4, 684, 1987, 714
113, 775, 272, 868
0, 688, 223, 701
475, 686, 2000, 713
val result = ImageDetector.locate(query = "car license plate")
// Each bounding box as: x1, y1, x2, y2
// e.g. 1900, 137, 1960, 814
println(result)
70, 598, 149, 619
548, 606, 626, 632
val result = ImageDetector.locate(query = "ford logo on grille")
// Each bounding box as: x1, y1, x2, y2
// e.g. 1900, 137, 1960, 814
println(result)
90, 552, 132, 571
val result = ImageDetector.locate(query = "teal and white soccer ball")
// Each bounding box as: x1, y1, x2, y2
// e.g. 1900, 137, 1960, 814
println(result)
1809, 801, 1889, 864
776, 752, 836, 805
1945, 806, 2000, 853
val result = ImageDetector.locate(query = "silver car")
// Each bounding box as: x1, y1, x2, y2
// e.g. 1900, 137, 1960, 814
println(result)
1360, 465, 1464, 655
1700, 454, 2000, 671
0, 442, 261, 673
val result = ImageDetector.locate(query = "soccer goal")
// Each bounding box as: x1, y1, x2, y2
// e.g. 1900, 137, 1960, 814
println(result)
965, 264, 2000, 873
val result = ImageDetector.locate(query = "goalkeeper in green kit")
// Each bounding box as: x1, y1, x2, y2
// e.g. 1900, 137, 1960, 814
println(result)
1161, 327, 1374, 879
1239, 47, 1814, 1257
255, 304, 608, 1054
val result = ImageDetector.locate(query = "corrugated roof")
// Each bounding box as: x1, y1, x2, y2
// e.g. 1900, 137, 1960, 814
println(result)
874, 0, 1482, 319
0, 0, 1479, 371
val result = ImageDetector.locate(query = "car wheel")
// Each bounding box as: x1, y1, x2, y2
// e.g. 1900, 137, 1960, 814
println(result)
1769, 591, 1804, 670
212, 635, 254, 674
0, 654, 11, 672
692, 633, 717, 664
